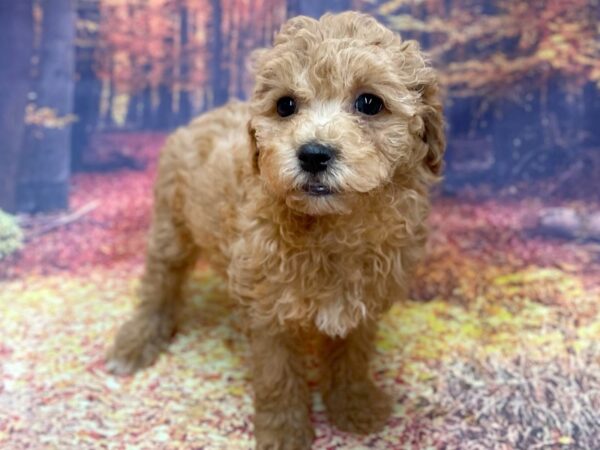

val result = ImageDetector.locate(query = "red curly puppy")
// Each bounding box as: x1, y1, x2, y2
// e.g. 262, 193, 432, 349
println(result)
107, 11, 445, 449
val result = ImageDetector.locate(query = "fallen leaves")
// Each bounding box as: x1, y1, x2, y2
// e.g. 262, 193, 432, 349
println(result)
0, 133, 165, 279
1, 132, 599, 448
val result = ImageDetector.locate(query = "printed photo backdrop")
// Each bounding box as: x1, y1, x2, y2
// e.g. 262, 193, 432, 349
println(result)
0, 1, 599, 449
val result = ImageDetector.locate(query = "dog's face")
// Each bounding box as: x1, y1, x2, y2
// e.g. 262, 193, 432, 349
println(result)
248, 12, 445, 215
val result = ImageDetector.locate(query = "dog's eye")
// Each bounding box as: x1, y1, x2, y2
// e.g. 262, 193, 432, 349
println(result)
355, 94, 383, 116
276, 96, 296, 117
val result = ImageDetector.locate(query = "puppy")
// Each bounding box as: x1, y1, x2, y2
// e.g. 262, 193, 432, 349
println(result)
107, 11, 445, 449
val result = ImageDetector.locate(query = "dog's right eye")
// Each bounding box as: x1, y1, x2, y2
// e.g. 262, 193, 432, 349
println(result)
355, 93, 384, 116
276, 97, 296, 117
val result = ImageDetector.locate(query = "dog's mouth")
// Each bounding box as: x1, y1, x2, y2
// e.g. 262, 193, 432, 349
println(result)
302, 181, 333, 196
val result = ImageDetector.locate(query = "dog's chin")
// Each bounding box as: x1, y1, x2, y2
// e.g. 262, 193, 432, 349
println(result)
285, 185, 352, 216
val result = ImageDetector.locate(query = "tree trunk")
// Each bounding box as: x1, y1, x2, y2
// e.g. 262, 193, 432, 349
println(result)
141, 82, 153, 129
124, 50, 140, 128
491, 94, 543, 186
155, 83, 173, 129
71, 0, 102, 171
209, 0, 229, 108
18, 0, 75, 213
154, 19, 175, 129
126, 91, 141, 128
0, 1, 34, 212
104, 56, 115, 127
236, 27, 249, 99
178, 4, 192, 124
583, 82, 600, 145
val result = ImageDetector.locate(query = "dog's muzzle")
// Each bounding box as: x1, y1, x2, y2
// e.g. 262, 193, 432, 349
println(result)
297, 143, 336, 196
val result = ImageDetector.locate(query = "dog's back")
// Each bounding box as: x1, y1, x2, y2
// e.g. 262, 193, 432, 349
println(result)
155, 100, 252, 276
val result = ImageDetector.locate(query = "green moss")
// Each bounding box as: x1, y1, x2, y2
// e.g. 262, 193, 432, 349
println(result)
0, 209, 24, 260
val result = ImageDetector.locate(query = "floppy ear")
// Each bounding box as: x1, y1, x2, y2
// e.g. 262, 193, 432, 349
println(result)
418, 81, 446, 177
247, 121, 260, 175
400, 40, 446, 177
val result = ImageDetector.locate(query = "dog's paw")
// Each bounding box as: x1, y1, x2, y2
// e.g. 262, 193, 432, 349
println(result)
254, 408, 314, 450
255, 424, 314, 450
105, 314, 173, 376
324, 380, 392, 434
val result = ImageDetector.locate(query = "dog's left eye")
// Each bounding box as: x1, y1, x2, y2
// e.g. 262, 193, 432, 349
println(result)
276, 96, 297, 117
355, 94, 384, 116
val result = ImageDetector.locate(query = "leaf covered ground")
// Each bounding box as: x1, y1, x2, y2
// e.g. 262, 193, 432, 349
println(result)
1, 133, 599, 449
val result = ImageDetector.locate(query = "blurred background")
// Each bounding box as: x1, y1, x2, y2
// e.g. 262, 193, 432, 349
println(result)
1, 0, 599, 215
1, 1, 599, 449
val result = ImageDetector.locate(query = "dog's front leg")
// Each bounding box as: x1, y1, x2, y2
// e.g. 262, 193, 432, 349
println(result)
320, 320, 392, 434
251, 326, 314, 450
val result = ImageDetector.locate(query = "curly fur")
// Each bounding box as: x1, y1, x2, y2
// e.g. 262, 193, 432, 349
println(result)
107, 11, 445, 449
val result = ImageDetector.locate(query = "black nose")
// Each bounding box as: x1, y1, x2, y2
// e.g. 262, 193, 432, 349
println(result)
298, 143, 335, 174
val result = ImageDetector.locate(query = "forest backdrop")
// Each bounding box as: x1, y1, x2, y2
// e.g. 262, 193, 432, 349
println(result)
1, 3, 600, 447
0, 0, 599, 213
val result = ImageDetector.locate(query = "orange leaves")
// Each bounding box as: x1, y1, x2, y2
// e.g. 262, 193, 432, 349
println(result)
24, 104, 78, 129
440, 54, 543, 98
94, 0, 286, 105
98, 1, 179, 88
535, 20, 600, 83
379, 0, 600, 96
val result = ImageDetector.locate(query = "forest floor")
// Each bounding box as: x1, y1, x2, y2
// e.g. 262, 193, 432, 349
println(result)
1, 133, 599, 449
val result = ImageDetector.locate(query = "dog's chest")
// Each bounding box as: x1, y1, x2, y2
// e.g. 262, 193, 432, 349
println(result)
232, 211, 416, 336
285, 246, 398, 337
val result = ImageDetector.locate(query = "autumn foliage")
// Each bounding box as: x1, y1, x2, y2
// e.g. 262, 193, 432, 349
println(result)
377, 0, 600, 96
1, 3, 600, 447
97, 0, 287, 126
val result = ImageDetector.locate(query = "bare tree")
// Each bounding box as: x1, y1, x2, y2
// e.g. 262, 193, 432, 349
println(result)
209, 0, 229, 108
71, 0, 102, 171
0, 1, 34, 212
18, 0, 76, 212
178, 2, 193, 123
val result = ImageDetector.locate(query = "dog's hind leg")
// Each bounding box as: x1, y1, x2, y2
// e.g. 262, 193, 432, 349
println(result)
106, 204, 197, 376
